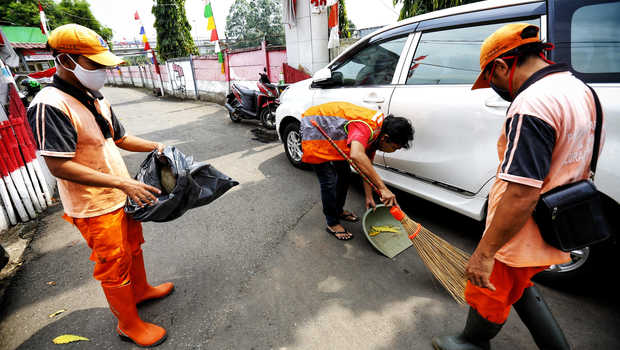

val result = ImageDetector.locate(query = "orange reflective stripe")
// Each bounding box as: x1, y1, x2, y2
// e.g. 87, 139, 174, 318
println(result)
301, 102, 383, 163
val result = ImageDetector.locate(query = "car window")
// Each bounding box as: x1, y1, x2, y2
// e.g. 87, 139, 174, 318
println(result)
406, 18, 539, 85
570, 2, 620, 74
331, 36, 408, 87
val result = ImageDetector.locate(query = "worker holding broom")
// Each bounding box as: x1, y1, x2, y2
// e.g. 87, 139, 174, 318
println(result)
27, 24, 171, 347
433, 23, 604, 350
300, 102, 414, 240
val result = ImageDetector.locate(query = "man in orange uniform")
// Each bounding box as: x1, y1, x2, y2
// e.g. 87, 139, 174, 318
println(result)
432, 23, 604, 350
301, 102, 414, 240
27, 24, 173, 347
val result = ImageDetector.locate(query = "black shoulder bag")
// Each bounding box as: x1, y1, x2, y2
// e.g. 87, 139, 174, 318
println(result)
533, 86, 612, 252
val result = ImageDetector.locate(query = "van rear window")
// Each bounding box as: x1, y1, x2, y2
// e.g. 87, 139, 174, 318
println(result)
570, 2, 620, 74
551, 0, 620, 83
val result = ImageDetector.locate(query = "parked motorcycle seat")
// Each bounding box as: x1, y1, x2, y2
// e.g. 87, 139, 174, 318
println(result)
234, 84, 258, 97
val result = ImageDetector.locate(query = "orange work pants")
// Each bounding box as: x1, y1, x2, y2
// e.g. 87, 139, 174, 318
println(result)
64, 207, 145, 287
465, 259, 547, 324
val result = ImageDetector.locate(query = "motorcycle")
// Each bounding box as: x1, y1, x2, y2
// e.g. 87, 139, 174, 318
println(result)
225, 69, 280, 130
16, 76, 42, 108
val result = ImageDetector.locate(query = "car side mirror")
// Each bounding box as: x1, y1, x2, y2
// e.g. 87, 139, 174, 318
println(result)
311, 67, 339, 88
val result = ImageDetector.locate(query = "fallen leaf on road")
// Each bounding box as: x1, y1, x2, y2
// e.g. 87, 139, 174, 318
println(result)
52, 334, 89, 344
47, 281, 56, 286
48, 309, 67, 318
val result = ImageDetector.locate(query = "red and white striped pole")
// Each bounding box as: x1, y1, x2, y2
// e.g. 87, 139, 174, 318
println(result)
0, 153, 13, 229
0, 138, 30, 222
0, 124, 42, 215
11, 118, 52, 206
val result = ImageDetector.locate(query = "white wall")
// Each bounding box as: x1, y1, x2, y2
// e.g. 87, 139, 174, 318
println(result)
283, 1, 329, 75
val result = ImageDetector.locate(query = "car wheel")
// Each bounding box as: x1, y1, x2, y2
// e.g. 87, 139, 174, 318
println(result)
260, 105, 276, 130
283, 122, 309, 169
534, 246, 598, 285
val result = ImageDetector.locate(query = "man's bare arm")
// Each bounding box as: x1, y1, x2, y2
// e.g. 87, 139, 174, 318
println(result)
116, 135, 163, 153
349, 140, 397, 207
44, 156, 161, 207
466, 181, 540, 290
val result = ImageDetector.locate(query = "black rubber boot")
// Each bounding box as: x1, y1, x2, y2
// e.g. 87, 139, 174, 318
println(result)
432, 307, 504, 350
513, 285, 570, 350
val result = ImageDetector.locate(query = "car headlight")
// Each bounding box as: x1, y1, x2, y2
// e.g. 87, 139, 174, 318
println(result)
279, 86, 291, 100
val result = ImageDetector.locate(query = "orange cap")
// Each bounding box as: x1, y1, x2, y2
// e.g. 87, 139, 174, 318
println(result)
48, 24, 124, 67
471, 23, 541, 90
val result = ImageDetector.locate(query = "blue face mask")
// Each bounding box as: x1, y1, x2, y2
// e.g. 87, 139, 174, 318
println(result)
490, 82, 513, 102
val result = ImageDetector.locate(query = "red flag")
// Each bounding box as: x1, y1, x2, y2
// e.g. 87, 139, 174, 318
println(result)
210, 29, 219, 42
151, 50, 160, 74
134, 11, 140, 20
328, 3, 338, 28
39, 2, 49, 36
144, 41, 151, 51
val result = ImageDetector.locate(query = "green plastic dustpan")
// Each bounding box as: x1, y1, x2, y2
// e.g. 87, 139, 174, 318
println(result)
362, 204, 413, 259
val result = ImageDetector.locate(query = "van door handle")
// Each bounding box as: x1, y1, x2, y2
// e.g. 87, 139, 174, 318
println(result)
484, 97, 510, 108
363, 95, 385, 104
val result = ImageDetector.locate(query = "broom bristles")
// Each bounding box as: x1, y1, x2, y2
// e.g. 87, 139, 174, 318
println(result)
401, 215, 470, 305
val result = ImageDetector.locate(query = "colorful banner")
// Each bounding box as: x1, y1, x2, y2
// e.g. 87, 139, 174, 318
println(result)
204, 0, 224, 73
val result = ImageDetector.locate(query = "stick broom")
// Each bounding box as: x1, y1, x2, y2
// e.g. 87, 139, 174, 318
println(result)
311, 120, 470, 304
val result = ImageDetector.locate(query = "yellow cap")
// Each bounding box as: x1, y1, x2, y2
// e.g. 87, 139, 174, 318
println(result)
48, 24, 124, 67
472, 23, 541, 90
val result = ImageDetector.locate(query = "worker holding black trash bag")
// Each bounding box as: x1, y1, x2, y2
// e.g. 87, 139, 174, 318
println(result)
27, 24, 172, 347
432, 23, 608, 350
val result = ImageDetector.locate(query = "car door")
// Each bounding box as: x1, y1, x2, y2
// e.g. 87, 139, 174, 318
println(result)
312, 31, 414, 166
385, 16, 542, 194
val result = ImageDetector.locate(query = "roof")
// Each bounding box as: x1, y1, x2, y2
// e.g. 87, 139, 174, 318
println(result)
378, 0, 541, 36
330, 0, 542, 65
0, 26, 47, 45
11, 42, 47, 49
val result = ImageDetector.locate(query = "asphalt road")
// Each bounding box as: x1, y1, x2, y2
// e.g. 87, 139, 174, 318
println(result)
0, 87, 618, 349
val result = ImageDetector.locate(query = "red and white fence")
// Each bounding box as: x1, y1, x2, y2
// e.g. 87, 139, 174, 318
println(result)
0, 85, 55, 230
106, 44, 290, 103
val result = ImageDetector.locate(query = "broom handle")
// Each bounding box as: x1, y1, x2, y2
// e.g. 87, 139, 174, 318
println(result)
311, 120, 381, 195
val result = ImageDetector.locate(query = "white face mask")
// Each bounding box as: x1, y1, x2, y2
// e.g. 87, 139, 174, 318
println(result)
56, 54, 107, 91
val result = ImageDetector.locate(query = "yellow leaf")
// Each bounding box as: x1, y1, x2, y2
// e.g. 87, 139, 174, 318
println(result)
48, 309, 67, 318
52, 335, 89, 344
370, 225, 401, 234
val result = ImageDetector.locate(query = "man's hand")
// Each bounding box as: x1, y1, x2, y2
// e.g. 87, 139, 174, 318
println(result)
119, 178, 161, 208
156, 143, 165, 154
379, 187, 397, 207
365, 195, 376, 211
465, 248, 496, 291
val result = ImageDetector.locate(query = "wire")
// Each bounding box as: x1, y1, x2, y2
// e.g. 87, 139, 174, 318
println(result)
377, 0, 399, 15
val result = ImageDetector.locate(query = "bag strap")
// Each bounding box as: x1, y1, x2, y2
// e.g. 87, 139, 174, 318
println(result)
586, 85, 603, 176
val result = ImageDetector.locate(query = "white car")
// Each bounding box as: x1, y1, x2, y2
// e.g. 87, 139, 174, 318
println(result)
276, 0, 620, 281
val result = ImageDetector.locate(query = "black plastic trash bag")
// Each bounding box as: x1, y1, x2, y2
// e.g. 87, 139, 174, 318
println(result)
125, 146, 239, 222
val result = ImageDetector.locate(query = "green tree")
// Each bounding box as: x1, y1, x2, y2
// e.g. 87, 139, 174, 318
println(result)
152, 0, 198, 60
0, 0, 113, 42
338, 0, 354, 38
393, 0, 481, 20
225, 0, 284, 49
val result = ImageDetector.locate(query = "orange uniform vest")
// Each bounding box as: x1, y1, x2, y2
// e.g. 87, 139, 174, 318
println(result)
300, 102, 384, 164
30, 86, 130, 218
